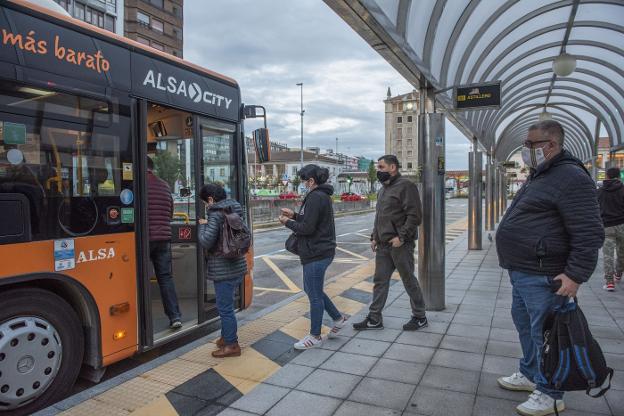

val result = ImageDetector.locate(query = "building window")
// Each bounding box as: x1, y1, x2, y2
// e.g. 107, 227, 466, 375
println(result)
172, 6, 181, 17
74, 2, 85, 20
406, 127, 412, 136
136, 36, 150, 46
137, 11, 150, 26
393, 103, 398, 112
397, 128, 402, 139
407, 139, 413, 146
104, 14, 115, 32
407, 162, 413, 169
151, 19, 164, 32
407, 115, 413, 122
397, 140, 402, 147
408, 150, 413, 157
173, 28, 183, 39
292, 166, 297, 175
149, 0, 164, 7
220, 168, 226, 176
151, 41, 165, 51
398, 102, 403, 111
106, 0, 116, 12
397, 116, 402, 124
172, 50, 178, 57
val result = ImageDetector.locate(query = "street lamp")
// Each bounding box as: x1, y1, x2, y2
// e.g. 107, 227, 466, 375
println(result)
296, 83, 304, 171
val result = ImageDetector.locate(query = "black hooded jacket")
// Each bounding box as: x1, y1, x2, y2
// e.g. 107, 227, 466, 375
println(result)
285, 184, 336, 264
496, 150, 604, 283
598, 179, 624, 227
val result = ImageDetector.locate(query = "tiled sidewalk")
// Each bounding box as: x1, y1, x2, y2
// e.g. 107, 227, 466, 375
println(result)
217, 235, 624, 416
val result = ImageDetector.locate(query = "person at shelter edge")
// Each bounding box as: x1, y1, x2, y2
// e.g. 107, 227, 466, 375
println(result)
495, 120, 604, 416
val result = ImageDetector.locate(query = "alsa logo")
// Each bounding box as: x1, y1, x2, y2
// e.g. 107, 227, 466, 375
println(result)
142, 70, 232, 109
76, 248, 115, 264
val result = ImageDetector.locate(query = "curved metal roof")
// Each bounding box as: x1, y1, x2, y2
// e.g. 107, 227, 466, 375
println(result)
324, 0, 624, 161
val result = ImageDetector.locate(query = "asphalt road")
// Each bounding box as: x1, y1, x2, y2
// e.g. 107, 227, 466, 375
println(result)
241, 198, 469, 318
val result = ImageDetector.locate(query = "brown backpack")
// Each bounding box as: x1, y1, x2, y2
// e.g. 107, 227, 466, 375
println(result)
215, 207, 251, 258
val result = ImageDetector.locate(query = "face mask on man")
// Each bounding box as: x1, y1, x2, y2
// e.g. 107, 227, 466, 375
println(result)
377, 171, 391, 182
521, 146, 547, 169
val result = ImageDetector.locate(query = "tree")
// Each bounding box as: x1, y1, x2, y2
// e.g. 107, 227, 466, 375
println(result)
153, 152, 183, 190
292, 176, 301, 193
367, 160, 377, 193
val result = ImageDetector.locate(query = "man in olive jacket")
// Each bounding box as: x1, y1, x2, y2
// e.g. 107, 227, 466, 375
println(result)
353, 155, 427, 331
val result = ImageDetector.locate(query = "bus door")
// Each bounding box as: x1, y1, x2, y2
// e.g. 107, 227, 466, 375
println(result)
141, 102, 203, 343
197, 117, 241, 321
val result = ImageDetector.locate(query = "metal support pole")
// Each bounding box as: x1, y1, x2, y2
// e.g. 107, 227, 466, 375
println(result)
468, 145, 483, 250
417, 87, 445, 311
499, 170, 505, 216
493, 163, 500, 223
296, 83, 304, 170
485, 154, 494, 231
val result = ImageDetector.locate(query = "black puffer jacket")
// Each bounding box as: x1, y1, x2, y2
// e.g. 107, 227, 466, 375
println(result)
598, 179, 624, 227
198, 199, 248, 281
285, 184, 336, 265
496, 150, 604, 283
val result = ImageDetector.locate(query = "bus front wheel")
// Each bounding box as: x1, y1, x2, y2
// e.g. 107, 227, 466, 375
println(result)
0, 288, 84, 415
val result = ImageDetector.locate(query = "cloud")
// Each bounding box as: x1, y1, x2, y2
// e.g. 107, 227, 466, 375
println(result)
184, 0, 469, 167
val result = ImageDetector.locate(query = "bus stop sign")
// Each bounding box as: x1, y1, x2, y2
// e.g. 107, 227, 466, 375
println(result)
454, 82, 501, 110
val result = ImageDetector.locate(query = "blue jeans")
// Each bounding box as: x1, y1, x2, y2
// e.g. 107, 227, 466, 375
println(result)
303, 257, 341, 336
214, 275, 243, 344
150, 241, 181, 323
510, 271, 567, 400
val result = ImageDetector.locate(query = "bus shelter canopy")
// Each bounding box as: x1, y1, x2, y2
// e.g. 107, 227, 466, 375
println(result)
325, 0, 624, 161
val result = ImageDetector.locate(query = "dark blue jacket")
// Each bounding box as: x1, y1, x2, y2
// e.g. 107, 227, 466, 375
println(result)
496, 150, 604, 283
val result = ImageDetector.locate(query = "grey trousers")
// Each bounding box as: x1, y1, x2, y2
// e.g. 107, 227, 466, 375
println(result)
369, 241, 426, 321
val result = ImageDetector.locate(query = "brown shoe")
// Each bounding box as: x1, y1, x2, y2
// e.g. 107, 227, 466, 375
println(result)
215, 337, 225, 348
211, 342, 241, 358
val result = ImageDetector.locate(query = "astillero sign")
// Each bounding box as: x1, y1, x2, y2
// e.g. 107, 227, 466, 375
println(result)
454, 81, 501, 110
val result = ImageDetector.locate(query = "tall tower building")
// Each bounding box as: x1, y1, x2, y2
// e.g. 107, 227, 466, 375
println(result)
384, 88, 419, 175
125, 0, 183, 58
53, 0, 125, 35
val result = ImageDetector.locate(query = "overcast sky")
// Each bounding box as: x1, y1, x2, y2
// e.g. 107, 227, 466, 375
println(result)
184, 0, 470, 169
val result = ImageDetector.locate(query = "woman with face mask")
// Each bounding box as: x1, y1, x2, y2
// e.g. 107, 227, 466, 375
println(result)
279, 164, 347, 349
198, 183, 248, 358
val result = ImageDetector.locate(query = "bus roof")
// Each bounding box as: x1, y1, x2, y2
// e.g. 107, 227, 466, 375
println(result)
8, 0, 238, 87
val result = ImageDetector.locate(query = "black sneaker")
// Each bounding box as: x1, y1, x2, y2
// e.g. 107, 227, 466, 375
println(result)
353, 316, 383, 330
403, 317, 428, 331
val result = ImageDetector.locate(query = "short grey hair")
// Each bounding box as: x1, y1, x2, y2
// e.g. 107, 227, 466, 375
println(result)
528, 120, 565, 146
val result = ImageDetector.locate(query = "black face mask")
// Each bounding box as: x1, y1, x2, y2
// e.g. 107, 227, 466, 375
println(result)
377, 171, 391, 182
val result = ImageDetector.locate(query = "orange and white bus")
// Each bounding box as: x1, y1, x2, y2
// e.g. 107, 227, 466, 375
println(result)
0, 1, 264, 414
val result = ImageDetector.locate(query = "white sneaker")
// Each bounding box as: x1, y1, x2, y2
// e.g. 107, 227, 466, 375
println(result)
497, 372, 536, 392
517, 390, 565, 416
328, 316, 347, 339
294, 334, 323, 350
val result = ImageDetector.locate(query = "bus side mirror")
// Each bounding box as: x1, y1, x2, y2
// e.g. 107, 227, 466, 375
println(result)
253, 128, 271, 163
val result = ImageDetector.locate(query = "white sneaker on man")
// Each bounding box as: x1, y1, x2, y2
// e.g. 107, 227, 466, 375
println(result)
328, 316, 347, 339
497, 372, 536, 392
294, 334, 323, 350
517, 390, 565, 416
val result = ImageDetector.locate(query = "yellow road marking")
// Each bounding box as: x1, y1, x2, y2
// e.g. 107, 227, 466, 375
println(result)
336, 246, 369, 260
262, 257, 301, 292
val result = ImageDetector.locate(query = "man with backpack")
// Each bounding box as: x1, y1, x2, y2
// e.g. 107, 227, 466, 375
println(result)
598, 167, 624, 291
495, 121, 604, 415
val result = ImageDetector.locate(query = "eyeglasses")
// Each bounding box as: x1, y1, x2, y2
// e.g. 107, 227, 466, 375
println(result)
523, 139, 551, 149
